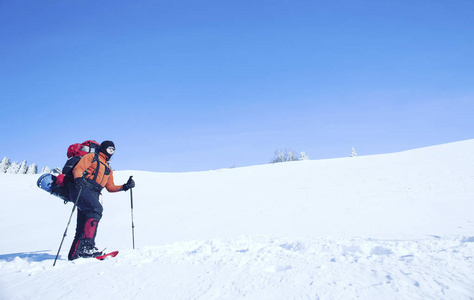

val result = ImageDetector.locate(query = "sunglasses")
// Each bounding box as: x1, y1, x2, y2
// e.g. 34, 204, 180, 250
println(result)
107, 146, 115, 152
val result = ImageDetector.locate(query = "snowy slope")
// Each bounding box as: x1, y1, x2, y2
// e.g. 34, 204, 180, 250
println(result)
1, 140, 474, 299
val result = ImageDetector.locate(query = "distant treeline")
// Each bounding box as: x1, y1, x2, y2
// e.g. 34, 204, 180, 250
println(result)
0, 157, 55, 174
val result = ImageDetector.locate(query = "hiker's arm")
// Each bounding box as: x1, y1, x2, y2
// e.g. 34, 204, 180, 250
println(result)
104, 169, 123, 192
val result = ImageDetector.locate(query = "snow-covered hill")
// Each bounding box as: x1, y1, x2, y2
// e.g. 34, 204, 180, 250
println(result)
1, 140, 474, 299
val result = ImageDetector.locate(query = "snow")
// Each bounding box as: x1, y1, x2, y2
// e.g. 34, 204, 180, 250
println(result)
1, 140, 474, 299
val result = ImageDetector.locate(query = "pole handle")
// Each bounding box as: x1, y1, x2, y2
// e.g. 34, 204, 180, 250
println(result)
129, 176, 134, 209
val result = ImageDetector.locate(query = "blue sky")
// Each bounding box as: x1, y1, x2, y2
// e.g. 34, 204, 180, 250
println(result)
1, 0, 473, 172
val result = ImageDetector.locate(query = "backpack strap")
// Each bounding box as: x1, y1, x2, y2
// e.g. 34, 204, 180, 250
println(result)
91, 152, 100, 182
90, 152, 111, 184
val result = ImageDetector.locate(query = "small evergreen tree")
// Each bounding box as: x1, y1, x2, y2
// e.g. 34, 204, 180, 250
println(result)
27, 163, 38, 174
41, 166, 51, 174
0, 157, 10, 173
6, 161, 20, 174
18, 160, 28, 174
351, 147, 358, 157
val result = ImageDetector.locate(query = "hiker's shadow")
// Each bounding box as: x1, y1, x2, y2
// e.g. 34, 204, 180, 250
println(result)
0, 250, 55, 262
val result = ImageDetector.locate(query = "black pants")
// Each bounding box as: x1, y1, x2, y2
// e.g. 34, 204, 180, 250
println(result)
68, 180, 103, 260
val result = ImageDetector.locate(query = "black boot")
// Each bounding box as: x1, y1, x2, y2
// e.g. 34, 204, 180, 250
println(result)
77, 242, 104, 258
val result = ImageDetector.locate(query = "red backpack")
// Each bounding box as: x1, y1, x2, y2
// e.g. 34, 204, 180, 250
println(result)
56, 140, 100, 186
66, 140, 100, 159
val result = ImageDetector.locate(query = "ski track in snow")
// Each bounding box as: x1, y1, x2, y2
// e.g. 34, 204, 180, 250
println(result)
1, 236, 474, 299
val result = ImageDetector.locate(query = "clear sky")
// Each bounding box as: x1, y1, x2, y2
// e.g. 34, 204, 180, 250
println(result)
1, 0, 473, 172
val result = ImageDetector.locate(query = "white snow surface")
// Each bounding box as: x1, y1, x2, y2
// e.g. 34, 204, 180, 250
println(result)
1, 140, 474, 299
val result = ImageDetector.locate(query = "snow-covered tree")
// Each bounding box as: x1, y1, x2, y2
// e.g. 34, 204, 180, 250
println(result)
6, 161, 20, 174
351, 147, 358, 157
18, 160, 28, 174
271, 149, 299, 163
299, 152, 309, 161
41, 166, 51, 174
0, 157, 10, 173
27, 163, 38, 174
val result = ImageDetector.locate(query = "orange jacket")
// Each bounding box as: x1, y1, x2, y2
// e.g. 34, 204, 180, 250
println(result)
73, 152, 123, 192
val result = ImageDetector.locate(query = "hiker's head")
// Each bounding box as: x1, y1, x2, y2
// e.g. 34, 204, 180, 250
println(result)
100, 140, 115, 159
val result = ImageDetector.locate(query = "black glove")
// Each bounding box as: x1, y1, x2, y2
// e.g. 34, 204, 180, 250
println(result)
122, 177, 135, 191
75, 178, 87, 189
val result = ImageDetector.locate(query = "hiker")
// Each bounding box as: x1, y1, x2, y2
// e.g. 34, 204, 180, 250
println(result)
67, 140, 135, 260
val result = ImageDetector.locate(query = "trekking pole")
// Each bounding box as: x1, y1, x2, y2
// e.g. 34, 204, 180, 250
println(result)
53, 187, 83, 267
129, 176, 135, 249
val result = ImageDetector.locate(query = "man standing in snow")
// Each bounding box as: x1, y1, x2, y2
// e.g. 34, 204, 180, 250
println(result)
68, 140, 135, 260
